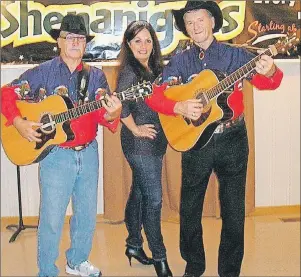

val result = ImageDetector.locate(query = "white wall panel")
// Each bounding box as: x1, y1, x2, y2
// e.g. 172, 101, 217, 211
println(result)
254, 60, 300, 207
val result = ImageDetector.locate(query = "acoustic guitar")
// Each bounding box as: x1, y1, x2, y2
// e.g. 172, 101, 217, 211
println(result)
1, 81, 152, 166
159, 34, 299, 152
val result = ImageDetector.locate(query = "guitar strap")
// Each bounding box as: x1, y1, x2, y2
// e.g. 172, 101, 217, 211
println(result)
77, 63, 90, 104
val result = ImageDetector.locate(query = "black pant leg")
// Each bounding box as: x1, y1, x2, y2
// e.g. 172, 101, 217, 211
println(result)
214, 121, 249, 277
180, 141, 214, 275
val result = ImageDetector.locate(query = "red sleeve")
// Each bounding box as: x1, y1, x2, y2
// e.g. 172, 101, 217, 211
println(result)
145, 83, 177, 116
250, 67, 283, 90
94, 107, 120, 133
1, 85, 22, 126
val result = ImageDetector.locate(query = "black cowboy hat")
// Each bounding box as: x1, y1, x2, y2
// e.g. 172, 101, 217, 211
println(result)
49, 14, 94, 43
172, 0, 223, 36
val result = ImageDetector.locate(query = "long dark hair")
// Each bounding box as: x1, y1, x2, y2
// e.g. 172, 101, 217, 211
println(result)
118, 20, 163, 82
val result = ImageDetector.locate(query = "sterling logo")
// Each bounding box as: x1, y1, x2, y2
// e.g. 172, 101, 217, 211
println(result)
1, 1, 246, 56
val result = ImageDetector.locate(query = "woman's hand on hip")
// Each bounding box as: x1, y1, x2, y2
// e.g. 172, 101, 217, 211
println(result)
132, 124, 157, 139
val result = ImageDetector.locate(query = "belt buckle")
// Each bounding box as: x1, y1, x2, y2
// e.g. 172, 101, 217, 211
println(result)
73, 145, 85, 151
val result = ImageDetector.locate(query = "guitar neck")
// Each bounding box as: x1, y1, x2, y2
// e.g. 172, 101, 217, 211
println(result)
52, 82, 152, 123
207, 47, 273, 100
53, 98, 106, 123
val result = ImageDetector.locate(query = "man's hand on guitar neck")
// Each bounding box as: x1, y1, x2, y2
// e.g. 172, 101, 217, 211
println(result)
99, 93, 122, 122
13, 116, 42, 143
255, 52, 276, 77
174, 99, 203, 120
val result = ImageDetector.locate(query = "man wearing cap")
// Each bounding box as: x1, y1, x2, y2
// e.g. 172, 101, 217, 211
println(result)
147, 1, 283, 277
1, 14, 121, 276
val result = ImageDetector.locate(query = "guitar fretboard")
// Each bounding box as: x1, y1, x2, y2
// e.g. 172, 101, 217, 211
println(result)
53, 99, 105, 123
52, 82, 152, 123
205, 48, 272, 100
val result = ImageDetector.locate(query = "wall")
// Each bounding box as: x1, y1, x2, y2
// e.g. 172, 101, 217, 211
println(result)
0, 59, 300, 217
254, 60, 300, 206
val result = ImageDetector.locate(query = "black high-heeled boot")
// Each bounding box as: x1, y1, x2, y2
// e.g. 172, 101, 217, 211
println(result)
125, 246, 153, 266
153, 259, 173, 277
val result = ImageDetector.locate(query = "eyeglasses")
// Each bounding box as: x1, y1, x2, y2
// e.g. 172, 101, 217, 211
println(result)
60, 34, 86, 43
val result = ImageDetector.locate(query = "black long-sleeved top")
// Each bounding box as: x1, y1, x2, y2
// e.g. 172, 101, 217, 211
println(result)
117, 65, 167, 156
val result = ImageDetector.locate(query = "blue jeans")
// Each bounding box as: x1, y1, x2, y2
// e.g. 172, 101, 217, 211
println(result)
37, 140, 99, 277
124, 154, 167, 261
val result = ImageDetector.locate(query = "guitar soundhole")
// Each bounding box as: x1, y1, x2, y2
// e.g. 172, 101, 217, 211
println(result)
35, 129, 56, 150
192, 107, 211, 127
196, 92, 209, 106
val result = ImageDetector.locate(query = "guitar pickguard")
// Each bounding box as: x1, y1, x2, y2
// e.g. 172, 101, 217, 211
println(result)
213, 70, 234, 121
217, 92, 234, 122
191, 70, 233, 149
192, 122, 219, 150
35, 128, 56, 150
63, 121, 75, 141
192, 69, 233, 128
34, 95, 75, 150
61, 96, 75, 141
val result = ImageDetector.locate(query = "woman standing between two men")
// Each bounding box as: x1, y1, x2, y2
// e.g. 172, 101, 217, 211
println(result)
116, 20, 174, 277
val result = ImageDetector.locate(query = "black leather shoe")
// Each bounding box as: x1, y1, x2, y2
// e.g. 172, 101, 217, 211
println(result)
154, 259, 173, 277
125, 246, 153, 266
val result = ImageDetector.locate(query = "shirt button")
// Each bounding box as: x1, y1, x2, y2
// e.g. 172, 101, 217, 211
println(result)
204, 63, 207, 67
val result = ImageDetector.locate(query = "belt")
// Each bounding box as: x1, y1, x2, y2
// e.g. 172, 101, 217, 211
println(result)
214, 114, 244, 134
61, 142, 91, 151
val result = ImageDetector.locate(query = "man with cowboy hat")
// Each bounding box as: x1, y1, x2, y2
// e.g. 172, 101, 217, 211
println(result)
1, 14, 122, 276
148, 1, 283, 277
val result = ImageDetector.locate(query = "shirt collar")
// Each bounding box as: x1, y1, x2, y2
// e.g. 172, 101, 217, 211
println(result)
193, 38, 217, 53
57, 56, 83, 72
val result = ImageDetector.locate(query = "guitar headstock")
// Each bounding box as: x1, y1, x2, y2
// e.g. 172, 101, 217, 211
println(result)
122, 81, 153, 101
272, 33, 300, 56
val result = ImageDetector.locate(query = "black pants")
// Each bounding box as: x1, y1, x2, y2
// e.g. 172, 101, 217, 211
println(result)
180, 120, 249, 277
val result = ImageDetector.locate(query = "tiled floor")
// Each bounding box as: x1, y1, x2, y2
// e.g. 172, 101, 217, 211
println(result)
1, 214, 300, 276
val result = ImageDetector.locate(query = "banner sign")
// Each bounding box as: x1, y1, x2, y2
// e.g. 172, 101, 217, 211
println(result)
1, 0, 300, 64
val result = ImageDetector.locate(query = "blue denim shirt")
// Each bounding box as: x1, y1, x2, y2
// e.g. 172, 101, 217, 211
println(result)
163, 39, 255, 84
6, 56, 116, 146
11, 56, 110, 103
